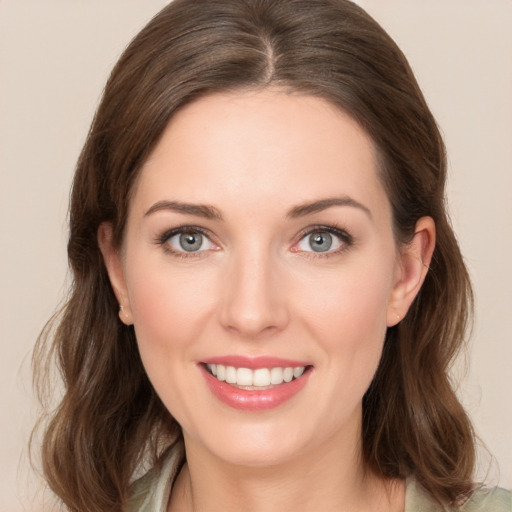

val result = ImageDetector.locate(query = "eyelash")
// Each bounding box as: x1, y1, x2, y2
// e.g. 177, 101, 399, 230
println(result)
155, 224, 354, 259
156, 225, 216, 259
293, 224, 354, 259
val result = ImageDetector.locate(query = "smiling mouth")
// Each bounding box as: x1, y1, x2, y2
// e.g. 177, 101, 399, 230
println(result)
204, 363, 308, 389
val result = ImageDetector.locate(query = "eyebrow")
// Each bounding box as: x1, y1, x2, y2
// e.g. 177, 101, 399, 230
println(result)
287, 196, 372, 219
144, 200, 223, 220
144, 195, 372, 221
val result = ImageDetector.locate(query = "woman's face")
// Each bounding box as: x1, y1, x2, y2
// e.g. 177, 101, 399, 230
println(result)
104, 90, 418, 467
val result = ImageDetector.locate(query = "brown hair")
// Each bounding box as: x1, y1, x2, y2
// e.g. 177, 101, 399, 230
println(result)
33, 0, 475, 509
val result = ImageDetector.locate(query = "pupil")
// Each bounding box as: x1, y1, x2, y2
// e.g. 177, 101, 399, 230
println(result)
179, 233, 203, 252
310, 232, 332, 252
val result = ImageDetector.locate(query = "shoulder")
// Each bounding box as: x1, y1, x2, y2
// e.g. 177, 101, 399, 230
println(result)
406, 478, 511, 512
127, 443, 185, 512
461, 485, 511, 512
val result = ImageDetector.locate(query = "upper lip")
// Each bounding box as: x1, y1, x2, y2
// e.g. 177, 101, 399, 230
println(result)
201, 355, 310, 369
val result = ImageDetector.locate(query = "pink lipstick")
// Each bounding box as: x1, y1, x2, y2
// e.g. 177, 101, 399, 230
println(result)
199, 356, 312, 411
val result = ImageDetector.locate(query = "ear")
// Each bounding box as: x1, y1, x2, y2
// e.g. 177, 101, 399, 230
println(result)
97, 222, 133, 325
386, 216, 436, 327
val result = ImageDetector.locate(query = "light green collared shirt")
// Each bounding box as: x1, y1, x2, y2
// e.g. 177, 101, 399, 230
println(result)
129, 445, 511, 512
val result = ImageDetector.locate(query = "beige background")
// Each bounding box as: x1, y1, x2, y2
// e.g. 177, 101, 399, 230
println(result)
1, 1, 510, 510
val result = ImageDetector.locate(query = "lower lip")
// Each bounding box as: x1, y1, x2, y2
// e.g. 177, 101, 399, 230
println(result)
200, 365, 311, 411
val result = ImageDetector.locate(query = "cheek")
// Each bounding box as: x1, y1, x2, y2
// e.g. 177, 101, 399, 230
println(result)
124, 259, 219, 427
126, 258, 216, 359
298, 261, 393, 381
300, 261, 392, 336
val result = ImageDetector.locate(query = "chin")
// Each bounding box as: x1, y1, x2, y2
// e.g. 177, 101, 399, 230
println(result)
189, 420, 309, 468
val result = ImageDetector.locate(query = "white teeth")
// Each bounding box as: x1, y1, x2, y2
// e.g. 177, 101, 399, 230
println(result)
236, 367, 253, 386
293, 366, 304, 378
270, 367, 283, 385
206, 364, 307, 387
253, 368, 270, 386
225, 366, 237, 384
216, 364, 226, 381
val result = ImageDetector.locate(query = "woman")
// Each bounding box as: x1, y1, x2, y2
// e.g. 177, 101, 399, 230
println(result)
33, 0, 510, 510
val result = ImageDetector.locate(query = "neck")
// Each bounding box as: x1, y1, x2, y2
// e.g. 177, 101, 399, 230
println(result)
169, 427, 404, 512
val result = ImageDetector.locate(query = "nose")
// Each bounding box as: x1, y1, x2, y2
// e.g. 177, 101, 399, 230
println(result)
219, 249, 290, 338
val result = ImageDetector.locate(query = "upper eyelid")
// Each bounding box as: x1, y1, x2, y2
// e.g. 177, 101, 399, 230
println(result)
294, 224, 352, 241
157, 223, 350, 236
158, 225, 214, 241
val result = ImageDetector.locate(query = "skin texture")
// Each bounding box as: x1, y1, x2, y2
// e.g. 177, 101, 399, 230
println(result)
99, 90, 435, 512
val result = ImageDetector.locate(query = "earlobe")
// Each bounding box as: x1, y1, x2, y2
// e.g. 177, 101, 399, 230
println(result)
97, 222, 133, 325
386, 216, 436, 327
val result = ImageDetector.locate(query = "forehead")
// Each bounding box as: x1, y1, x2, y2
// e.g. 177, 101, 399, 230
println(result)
132, 89, 389, 219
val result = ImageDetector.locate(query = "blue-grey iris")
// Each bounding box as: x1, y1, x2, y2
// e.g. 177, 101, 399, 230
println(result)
179, 233, 203, 252
309, 232, 332, 252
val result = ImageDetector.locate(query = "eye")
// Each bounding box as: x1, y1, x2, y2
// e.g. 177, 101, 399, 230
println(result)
159, 227, 217, 255
295, 227, 351, 254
